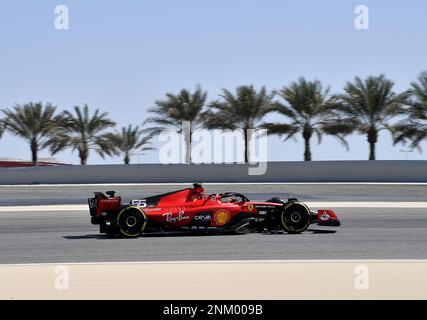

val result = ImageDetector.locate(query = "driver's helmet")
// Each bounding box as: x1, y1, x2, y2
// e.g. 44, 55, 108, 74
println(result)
192, 183, 204, 198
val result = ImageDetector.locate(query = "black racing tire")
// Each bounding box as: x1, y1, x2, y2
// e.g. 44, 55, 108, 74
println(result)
280, 202, 311, 234
105, 224, 119, 236
116, 206, 147, 238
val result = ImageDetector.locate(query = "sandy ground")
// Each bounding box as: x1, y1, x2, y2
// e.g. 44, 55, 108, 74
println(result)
1, 260, 426, 300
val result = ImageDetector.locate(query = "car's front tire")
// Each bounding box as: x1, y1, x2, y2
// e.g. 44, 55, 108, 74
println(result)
280, 202, 311, 234
116, 206, 147, 237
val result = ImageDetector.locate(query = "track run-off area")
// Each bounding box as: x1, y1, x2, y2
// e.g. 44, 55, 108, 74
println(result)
1, 183, 427, 299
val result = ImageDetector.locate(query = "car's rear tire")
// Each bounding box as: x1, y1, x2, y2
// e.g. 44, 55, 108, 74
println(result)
116, 206, 147, 237
280, 202, 311, 234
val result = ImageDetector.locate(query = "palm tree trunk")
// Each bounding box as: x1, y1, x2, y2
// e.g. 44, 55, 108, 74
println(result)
367, 128, 378, 160
304, 137, 311, 161
183, 133, 192, 164
183, 121, 191, 164
242, 128, 254, 163
302, 127, 313, 161
30, 139, 38, 166
369, 142, 376, 160
79, 147, 88, 165
124, 153, 130, 165
244, 131, 248, 163
188, 132, 193, 164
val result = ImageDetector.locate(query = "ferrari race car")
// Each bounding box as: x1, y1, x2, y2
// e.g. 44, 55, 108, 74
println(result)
88, 183, 340, 237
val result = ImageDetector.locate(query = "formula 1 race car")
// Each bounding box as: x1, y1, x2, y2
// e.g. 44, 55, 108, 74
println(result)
88, 183, 340, 237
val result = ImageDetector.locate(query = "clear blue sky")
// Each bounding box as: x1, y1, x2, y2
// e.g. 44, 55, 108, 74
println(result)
0, 0, 426, 164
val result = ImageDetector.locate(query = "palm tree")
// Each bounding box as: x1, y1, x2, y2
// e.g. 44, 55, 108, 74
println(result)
48, 104, 116, 165
0, 117, 4, 153
2, 102, 59, 166
145, 86, 207, 163
333, 75, 408, 160
393, 72, 427, 151
262, 78, 349, 161
105, 125, 154, 164
202, 85, 274, 163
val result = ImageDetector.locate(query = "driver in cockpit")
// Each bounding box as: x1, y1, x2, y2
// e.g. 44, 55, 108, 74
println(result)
190, 183, 205, 200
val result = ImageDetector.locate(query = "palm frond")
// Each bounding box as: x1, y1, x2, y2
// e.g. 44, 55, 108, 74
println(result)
2, 102, 60, 159
45, 104, 116, 163
145, 86, 207, 135
104, 124, 154, 163
390, 71, 427, 149
202, 85, 274, 131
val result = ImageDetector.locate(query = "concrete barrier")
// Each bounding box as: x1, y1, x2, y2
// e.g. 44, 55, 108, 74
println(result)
0, 161, 426, 184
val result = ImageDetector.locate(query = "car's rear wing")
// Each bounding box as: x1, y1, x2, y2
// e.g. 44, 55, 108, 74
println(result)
88, 191, 121, 218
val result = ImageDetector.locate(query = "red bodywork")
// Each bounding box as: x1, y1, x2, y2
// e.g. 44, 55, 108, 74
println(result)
94, 187, 279, 228
89, 183, 340, 234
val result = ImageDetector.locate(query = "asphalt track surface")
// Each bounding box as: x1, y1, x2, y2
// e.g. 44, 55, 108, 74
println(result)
1, 183, 427, 264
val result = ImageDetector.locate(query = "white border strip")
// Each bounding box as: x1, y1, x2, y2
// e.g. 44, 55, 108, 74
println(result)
0, 205, 87, 212
2, 259, 427, 267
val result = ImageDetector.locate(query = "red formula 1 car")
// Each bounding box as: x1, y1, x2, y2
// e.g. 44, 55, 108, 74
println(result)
88, 183, 340, 237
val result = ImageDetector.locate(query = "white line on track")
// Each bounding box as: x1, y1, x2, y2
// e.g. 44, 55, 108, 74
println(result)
308, 201, 427, 208
0, 205, 87, 212
1, 201, 427, 212
1, 182, 427, 187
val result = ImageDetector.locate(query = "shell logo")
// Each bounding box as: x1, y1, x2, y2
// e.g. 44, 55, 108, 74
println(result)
214, 210, 230, 226
247, 204, 254, 211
